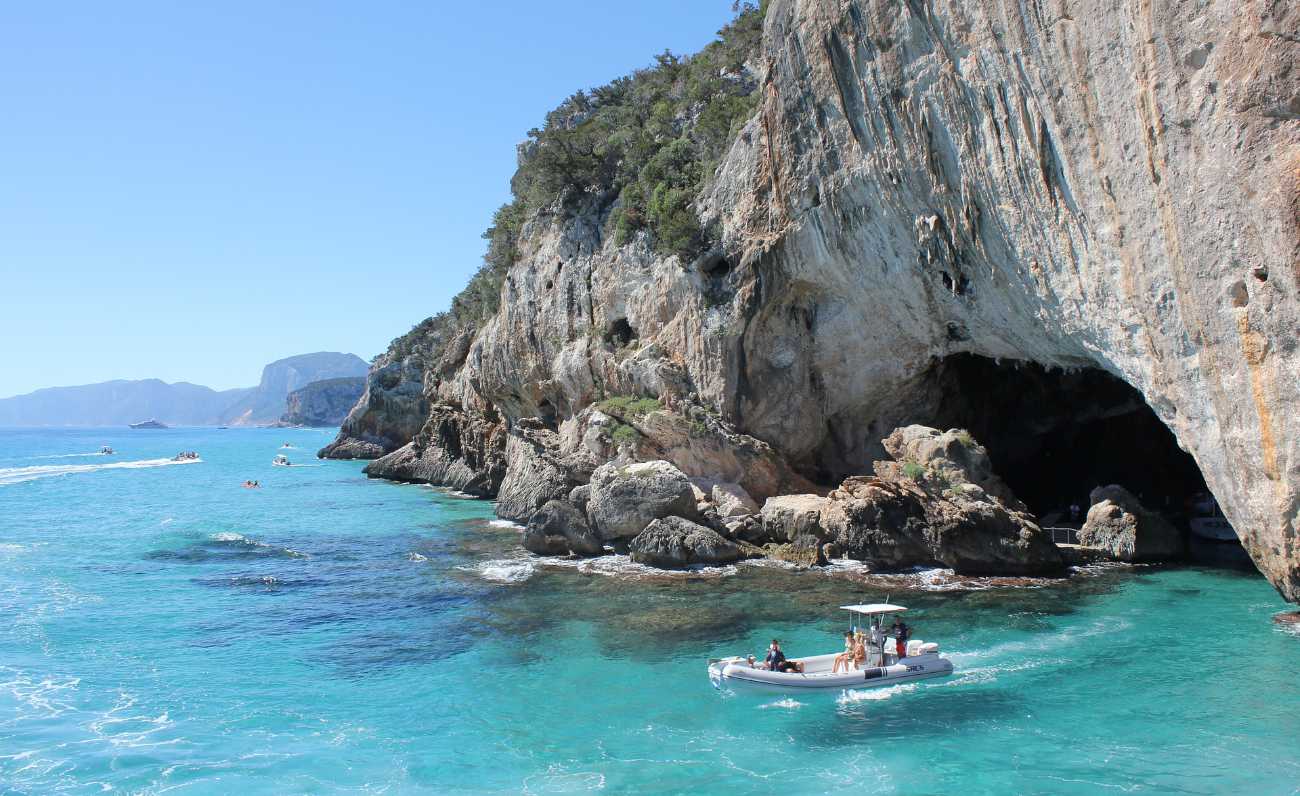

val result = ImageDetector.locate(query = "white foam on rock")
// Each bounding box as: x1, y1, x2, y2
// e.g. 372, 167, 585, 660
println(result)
461, 558, 537, 584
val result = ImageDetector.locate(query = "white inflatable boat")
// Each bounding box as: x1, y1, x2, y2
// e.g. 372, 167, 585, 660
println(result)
708, 603, 953, 691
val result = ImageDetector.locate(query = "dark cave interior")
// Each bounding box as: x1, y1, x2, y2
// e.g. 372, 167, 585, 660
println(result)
914, 354, 1213, 524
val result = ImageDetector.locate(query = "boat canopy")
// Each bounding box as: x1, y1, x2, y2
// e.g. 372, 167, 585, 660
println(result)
840, 603, 907, 615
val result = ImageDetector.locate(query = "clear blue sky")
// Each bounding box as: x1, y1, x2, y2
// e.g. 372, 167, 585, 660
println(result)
0, 1, 740, 398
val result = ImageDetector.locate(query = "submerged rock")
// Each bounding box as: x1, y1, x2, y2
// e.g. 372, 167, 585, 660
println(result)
629, 516, 741, 568
1080, 485, 1184, 562
764, 533, 827, 569
586, 460, 698, 541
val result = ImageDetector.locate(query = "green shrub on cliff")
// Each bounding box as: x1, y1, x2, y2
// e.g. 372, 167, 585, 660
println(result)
508, 3, 766, 260
596, 396, 662, 418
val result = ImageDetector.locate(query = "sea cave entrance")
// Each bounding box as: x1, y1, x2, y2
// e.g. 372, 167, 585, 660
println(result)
892, 354, 1249, 566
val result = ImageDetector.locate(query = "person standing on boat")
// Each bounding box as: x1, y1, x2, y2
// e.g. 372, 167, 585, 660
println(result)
890, 618, 911, 660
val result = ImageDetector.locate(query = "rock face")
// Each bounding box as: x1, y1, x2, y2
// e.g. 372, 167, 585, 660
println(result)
279, 377, 365, 427
325, 2, 1299, 599
586, 461, 699, 541
362, 404, 506, 495
629, 516, 741, 568
321, 325, 442, 459
1080, 484, 1185, 562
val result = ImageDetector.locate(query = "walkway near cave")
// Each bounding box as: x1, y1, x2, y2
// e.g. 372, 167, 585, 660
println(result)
1045, 526, 1114, 565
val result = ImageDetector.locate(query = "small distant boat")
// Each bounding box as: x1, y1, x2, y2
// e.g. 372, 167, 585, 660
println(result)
129, 419, 169, 429
1189, 493, 1237, 542
273, 454, 291, 467
708, 603, 954, 691
280, 442, 294, 449
172, 451, 200, 462
100, 446, 115, 455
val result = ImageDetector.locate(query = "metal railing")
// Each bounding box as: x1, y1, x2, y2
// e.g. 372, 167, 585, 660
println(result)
1045, 526, 1081, 545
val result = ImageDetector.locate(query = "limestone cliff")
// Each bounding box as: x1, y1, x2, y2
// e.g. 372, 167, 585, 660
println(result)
327, 1, 1299, 599
278, 377, 365, 427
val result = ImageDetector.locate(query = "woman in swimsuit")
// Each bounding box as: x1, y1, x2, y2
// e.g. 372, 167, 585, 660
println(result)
831, 631, 855, 673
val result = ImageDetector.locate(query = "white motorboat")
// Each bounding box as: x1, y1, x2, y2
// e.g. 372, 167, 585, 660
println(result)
1188, 493, 1237, 542
272, 454, 291, 467
100, 446, 114, 455
708, 603, 953, 691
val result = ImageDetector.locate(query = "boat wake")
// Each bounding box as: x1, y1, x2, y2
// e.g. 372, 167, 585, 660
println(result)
837, 684, 918, 704
759, 698, 805, 710
0, 457, 200, 486
32, 451, 110, 459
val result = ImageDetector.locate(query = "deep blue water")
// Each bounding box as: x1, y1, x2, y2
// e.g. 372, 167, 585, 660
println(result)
1, 427, 1298, 794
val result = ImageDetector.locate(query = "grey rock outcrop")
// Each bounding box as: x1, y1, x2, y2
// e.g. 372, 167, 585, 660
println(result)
495, 421, 575, 522
586, 460, 699, 541
820, 427, 1065, 575
712, 482, 759, 518
760, 494, 829, 542
629, 516, 741, 568
523, 500, 604, 557
1080, 484, 1185, 562
363, 404, 505, 496
322, 354, 429, 459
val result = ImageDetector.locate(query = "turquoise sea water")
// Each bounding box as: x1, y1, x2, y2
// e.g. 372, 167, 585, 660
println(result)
2, 427, 1298, 794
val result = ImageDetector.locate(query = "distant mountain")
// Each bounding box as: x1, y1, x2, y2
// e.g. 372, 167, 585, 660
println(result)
277, 377, 366, 427
0, 352, 368, 427
218, 353, 369, 426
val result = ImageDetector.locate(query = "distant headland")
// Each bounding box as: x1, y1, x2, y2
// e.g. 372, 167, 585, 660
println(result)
0, 352, 368, 427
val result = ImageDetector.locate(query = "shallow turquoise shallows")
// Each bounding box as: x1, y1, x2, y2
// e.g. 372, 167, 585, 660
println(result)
2, 427, 1298, 794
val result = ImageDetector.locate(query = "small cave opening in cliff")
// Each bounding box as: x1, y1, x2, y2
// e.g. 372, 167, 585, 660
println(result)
604, 318, 636, 349
911, 354, 1221, 535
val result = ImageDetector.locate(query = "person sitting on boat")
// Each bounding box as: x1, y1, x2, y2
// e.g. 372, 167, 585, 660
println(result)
851, 633, 867, 669
831, 631, 855, 673
765, 639, 803, 673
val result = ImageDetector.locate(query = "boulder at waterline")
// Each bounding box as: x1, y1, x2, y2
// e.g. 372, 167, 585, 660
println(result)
1079, 484, 1184, 562
586, 460, 698, 541
819, 427, 1065, 575
712, 482, 759, 518
760, 494, 829, 542
523, 500, 604, 557
629, 516, 741, 569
